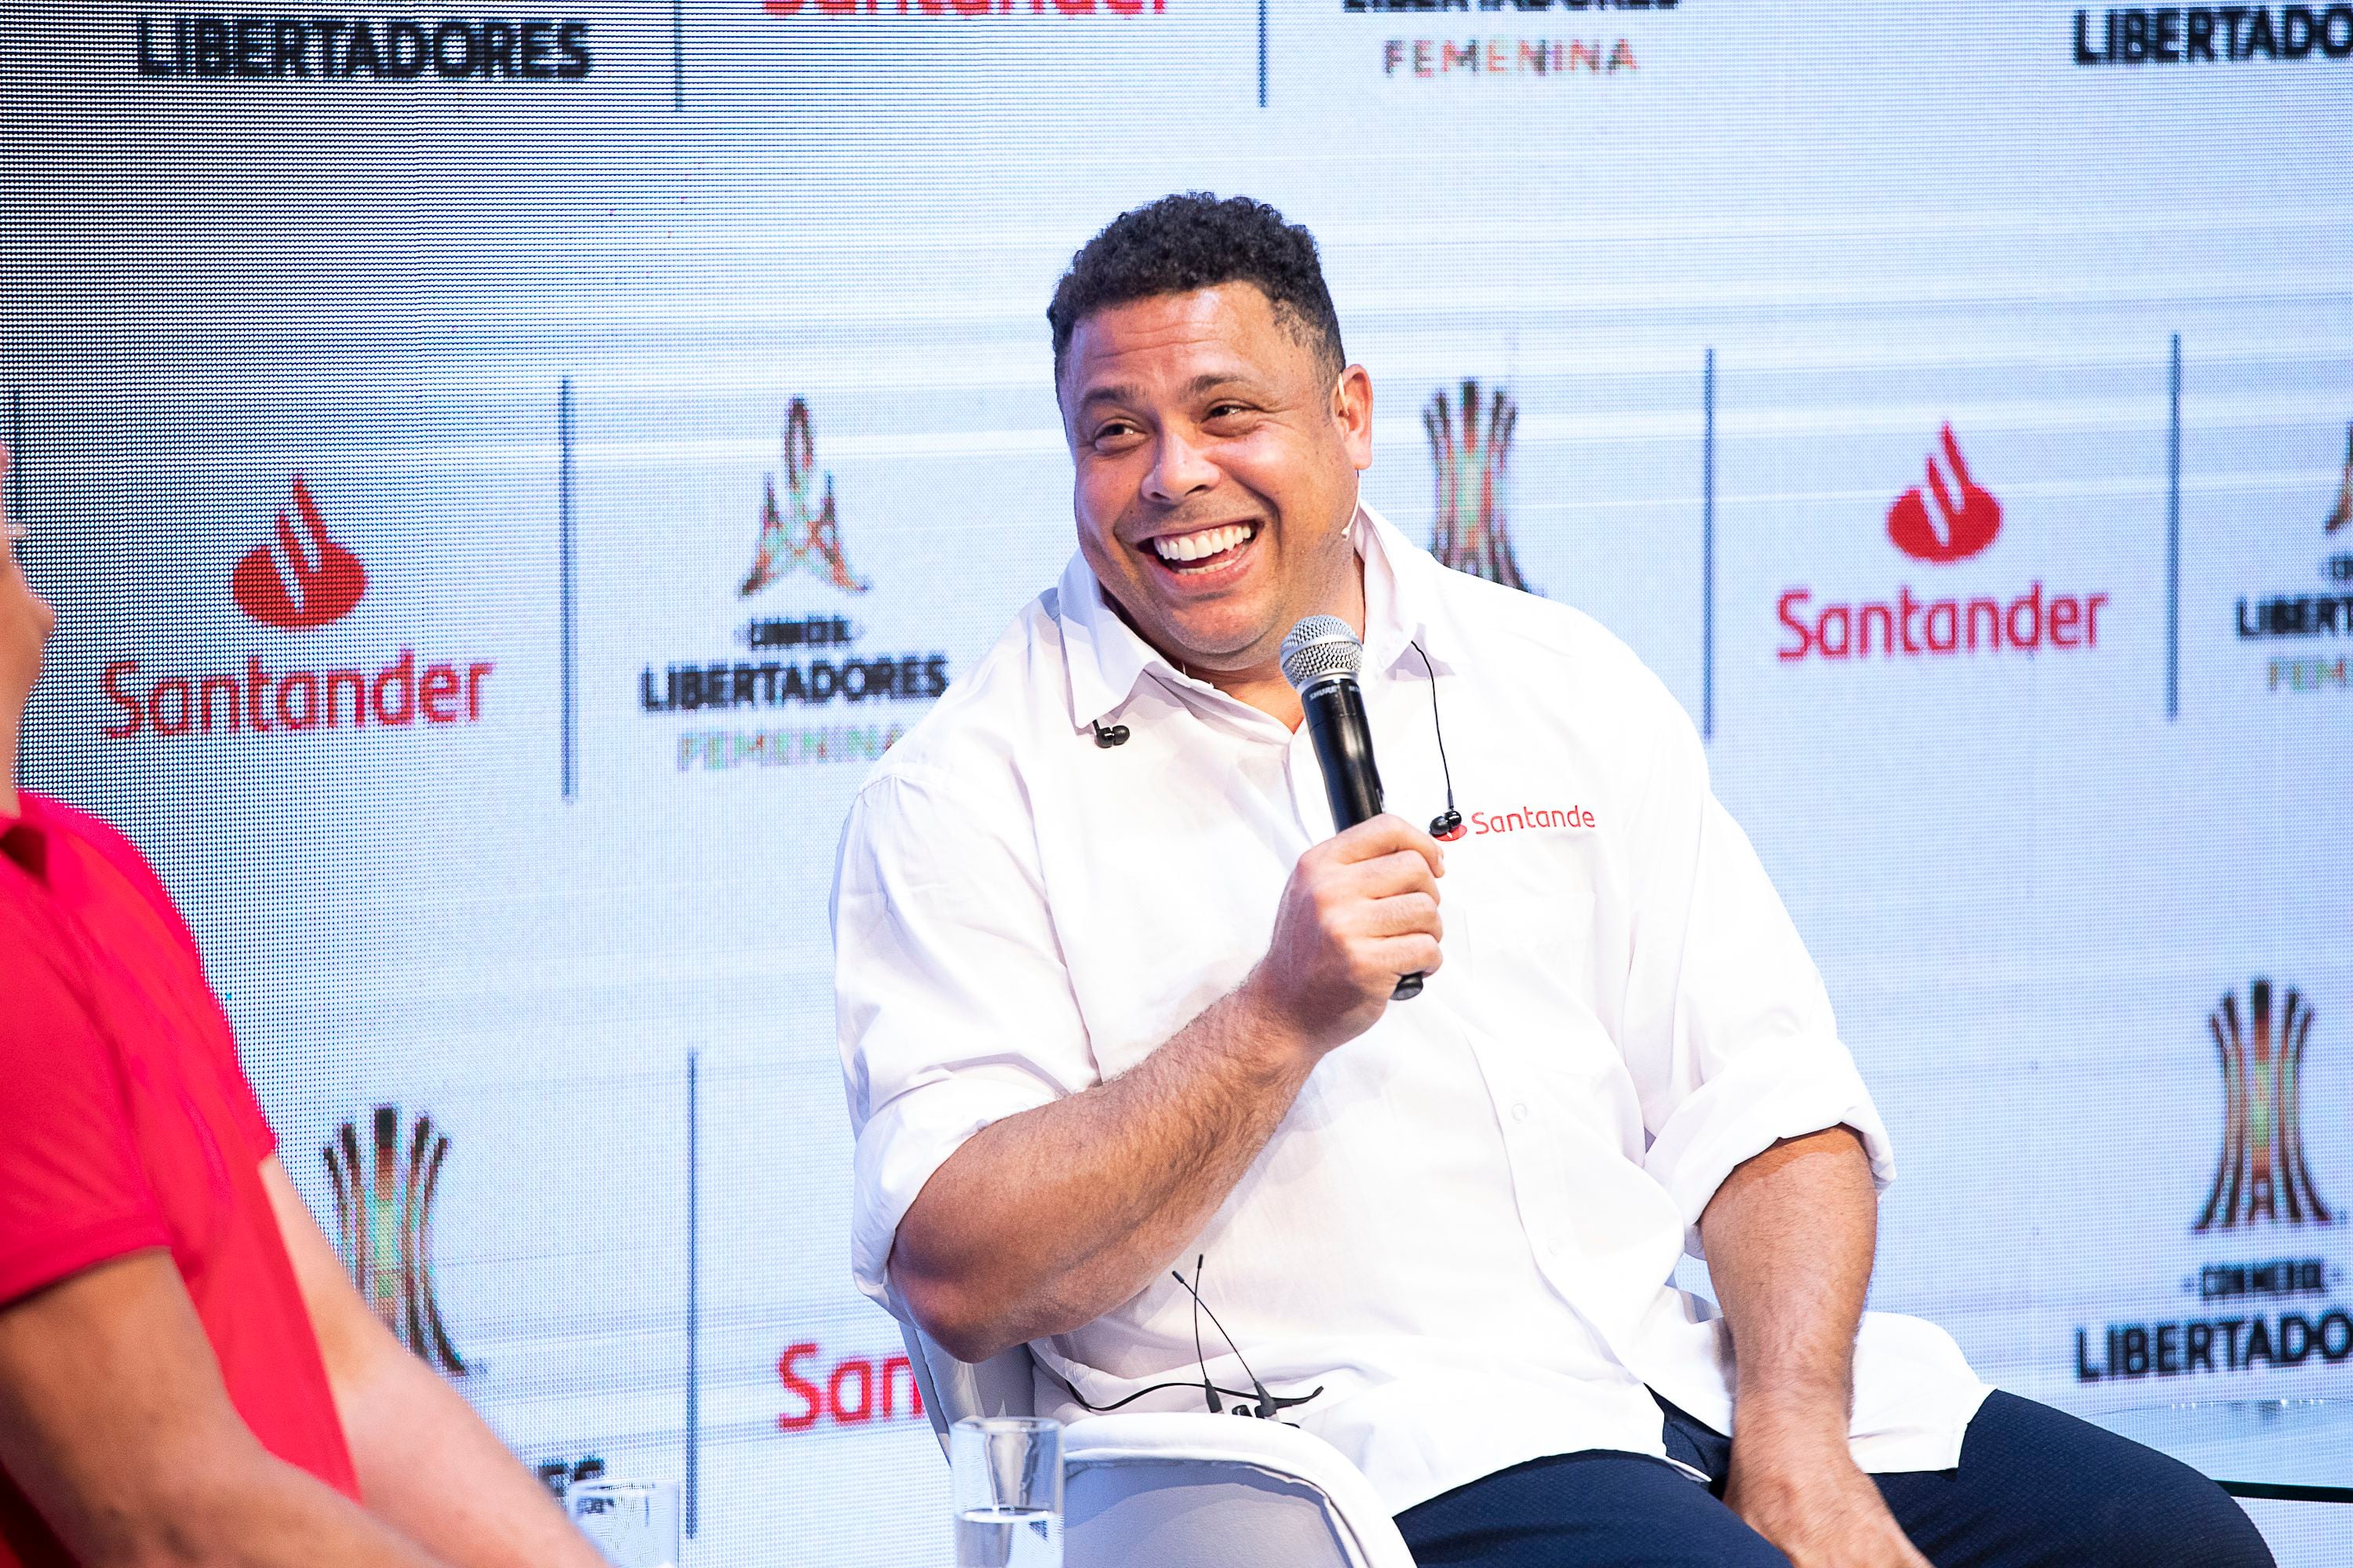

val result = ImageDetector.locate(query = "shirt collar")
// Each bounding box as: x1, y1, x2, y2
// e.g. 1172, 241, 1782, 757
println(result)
1055, 500, 1451, 731
0, 795, 48, 882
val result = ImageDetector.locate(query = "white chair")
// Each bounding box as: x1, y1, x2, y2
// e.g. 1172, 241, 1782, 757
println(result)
898, 1322, 1418, 1568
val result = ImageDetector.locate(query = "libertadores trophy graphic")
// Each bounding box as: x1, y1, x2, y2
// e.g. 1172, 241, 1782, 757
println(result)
740, 395, 870, 598
323, 1106, 468, 1376
2326, 420, 2351, 536
1424, 380, 1530, 591
2195, 980, 2332, 1232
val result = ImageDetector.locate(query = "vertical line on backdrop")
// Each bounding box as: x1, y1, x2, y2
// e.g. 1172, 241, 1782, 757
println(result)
1702, 349, 1716, 741
1258, 0, 1268, 107
686, 1050, 701, 1539
2166, 333, 2181, 721
672, 0, 685, 111
8, 388, 23, 791
559, 379, 578, 800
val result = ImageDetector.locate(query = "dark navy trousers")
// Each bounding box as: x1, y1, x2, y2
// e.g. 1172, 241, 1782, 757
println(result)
1396, 1391, 2277, 1567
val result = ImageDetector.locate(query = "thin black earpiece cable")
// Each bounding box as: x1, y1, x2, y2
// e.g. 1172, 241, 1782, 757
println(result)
1411, 639, 1461, 839
1170, 1260, 1323, 1418
1188, 1253, 1221, 1413
1054, 1371, 1262, 1414
1045, 1255, 1324, 1419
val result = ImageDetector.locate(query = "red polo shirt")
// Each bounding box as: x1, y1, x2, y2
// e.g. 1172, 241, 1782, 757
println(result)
0, 791, 357, 1565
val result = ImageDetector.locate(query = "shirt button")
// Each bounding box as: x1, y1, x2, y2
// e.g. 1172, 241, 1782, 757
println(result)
1510, 1102, 1530, 1123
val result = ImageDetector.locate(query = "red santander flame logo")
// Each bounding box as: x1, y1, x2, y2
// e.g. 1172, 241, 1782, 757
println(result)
231, 475, 367, 631
1887, 425, 2002, 563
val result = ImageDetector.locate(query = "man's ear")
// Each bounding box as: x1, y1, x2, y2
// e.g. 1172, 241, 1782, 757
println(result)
1333, 364, 1375, 472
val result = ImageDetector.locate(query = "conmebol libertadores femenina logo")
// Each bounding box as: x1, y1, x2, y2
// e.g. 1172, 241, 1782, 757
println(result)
100, 474, 497, 741
740, 398, 869, 598
635, 397, 949, 773
1346, 0, 1669, 84
1778, 425, 2114, 663
323, 1106, 468, 1378
2235, 420, 2353, 696
1425, 380, 1533, 593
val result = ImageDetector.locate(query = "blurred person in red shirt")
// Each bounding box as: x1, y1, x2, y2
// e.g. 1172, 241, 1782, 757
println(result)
0, 448, 609, 1568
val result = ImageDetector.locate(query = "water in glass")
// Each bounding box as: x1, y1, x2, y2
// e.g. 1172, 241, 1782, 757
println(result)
955, 1505, 1062, 1568
949, 1417, 1062, 1568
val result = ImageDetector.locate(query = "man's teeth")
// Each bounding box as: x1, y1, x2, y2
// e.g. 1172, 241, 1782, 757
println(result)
1152, 523, 1253, 564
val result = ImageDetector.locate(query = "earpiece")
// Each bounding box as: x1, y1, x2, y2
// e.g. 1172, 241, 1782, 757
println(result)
1411, 641, 1461, 840
1092, 720, 1130, 748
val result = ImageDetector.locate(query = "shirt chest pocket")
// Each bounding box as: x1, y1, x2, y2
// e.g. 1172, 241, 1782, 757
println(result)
1448, 831, 1616, 1023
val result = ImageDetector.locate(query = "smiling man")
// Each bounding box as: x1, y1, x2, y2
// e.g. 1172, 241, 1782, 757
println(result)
831, 194, 2269, 1567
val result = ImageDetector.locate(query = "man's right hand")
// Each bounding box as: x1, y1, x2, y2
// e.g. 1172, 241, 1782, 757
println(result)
1244, 813, 1445, 1057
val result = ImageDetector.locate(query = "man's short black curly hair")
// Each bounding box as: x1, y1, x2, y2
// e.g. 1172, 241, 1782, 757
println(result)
1047, 193, 1346, 385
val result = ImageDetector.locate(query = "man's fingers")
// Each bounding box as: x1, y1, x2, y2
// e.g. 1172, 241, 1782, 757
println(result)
1341, 889, 1441, 942
1368, 933, 1443, 979
1324, 813, 1445, 877
1342, 847, 1440, 904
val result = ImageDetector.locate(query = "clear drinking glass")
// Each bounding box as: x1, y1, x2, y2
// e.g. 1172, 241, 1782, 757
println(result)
567, 1478, 681, 1568
950, 1415, 1064, 1568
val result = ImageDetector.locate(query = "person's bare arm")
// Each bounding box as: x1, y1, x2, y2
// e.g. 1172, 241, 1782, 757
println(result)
260, 1159, 607, 1568
893, 813, 1445, 1362
1703, 1124, 1932, 1568
0, 1250, 447, 1568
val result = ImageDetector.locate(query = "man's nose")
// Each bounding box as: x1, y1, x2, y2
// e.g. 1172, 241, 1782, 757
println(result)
1142, 427, 1218, 504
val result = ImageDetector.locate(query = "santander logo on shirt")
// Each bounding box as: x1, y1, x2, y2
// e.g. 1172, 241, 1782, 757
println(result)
100, 475, 497, 743
1777, 424, 2113, 664
1448, 804, 1597, 840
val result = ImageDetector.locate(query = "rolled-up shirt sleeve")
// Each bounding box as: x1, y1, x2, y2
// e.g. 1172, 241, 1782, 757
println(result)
832, 763, 1096, 1316
1616, 684, 1893, 1257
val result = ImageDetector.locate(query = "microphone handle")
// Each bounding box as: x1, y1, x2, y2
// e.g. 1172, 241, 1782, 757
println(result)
1299, 675, 1422, 1001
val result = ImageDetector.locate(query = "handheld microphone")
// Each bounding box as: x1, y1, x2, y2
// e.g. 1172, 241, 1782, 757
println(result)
1279, 616, 1423, 1001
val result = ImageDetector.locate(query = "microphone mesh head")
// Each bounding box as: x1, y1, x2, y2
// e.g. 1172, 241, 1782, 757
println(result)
1280, 615, 1364, 692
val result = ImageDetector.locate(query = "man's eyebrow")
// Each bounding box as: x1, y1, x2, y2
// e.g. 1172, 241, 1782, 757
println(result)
1074, 383, 1143, 413
1182, 372, 1258, 398
1074, 372, 1260, 412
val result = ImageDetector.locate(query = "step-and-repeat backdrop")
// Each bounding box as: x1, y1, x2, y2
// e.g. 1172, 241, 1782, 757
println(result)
5, 3, 2350, 1561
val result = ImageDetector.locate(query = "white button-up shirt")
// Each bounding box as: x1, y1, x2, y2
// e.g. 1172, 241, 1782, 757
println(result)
833, 505, 1989, 1514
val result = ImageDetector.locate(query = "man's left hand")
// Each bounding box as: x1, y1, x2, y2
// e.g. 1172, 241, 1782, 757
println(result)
1725, 1438, 1932, 1568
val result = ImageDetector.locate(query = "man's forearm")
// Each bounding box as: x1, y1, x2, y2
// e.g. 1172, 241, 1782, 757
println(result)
333, 1335, 606, 1568
162, 1464, 450, 1568
257, 1159, 603, 1568
1701, 1126, 1937, 1565
892, 982, 1316, 1361
1699, 1124, 1877, 1449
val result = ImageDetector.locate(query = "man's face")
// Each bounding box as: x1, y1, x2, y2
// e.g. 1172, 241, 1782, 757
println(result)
0, 449, 53, 720
1060, 282, 1373, 676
